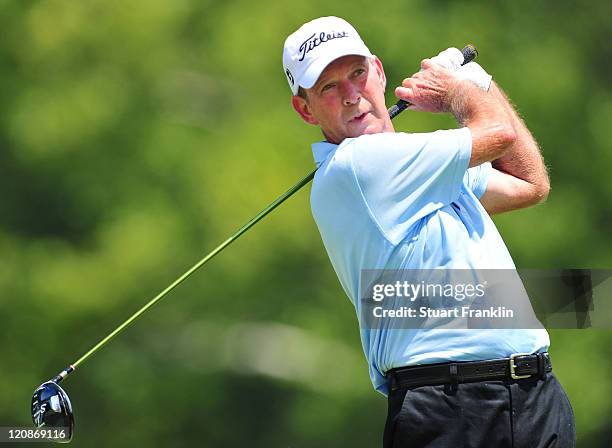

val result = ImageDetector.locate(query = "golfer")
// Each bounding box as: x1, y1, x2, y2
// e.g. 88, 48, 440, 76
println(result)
283, 16, 575, 447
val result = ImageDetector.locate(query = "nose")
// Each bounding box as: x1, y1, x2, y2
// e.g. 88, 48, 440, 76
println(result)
340, 81, 360, 106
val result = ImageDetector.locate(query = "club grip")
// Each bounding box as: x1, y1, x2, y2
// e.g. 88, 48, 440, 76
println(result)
388, 44, 478, 120
461, 44, 478, 65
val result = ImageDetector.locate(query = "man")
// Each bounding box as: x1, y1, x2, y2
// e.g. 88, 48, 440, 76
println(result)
283, 16, 575, 447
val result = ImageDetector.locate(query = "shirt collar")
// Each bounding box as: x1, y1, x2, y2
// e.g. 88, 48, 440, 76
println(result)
311, 141, 338, 167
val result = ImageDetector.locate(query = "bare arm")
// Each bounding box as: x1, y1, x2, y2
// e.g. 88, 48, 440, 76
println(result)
395, 60, 549, 214
478, 83, 550, 214
395, 59, 516, 168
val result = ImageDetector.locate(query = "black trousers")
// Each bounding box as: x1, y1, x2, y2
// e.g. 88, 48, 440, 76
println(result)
383, 373, 575, 448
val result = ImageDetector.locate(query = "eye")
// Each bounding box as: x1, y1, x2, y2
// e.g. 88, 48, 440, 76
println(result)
321, 83, 336, 92
353, 68, 366, 77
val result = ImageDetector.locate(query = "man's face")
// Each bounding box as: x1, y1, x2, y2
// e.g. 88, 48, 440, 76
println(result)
292, 55, 394, 144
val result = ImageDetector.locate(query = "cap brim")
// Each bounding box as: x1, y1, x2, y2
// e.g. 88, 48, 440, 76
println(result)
299, 43, 372, 91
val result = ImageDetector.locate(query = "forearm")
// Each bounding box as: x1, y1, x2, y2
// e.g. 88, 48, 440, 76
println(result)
448, 81, 516, 167
488, 83, 550, 197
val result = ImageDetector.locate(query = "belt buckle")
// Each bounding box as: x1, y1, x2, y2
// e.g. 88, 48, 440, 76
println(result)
509, 353, 532, 380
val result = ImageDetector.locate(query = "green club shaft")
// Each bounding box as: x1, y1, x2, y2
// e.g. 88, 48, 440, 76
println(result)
54, 168, 316, 382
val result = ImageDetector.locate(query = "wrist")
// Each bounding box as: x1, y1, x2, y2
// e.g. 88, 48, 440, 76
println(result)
448, 79, 481, 124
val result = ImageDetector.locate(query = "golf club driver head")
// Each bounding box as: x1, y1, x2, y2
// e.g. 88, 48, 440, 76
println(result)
31, 381, 74, 443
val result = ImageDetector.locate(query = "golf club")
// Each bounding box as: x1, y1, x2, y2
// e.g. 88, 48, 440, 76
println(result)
31, 45, 478, 443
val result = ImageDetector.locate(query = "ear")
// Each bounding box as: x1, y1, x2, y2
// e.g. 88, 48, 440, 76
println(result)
291, 94, 319, 125
372, 55, 387, 91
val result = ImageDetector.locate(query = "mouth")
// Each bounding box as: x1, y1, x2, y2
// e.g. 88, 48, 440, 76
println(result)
349, 111, 370, 123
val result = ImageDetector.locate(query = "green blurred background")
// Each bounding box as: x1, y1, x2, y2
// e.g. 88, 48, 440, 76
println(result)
1, 0, 610, 446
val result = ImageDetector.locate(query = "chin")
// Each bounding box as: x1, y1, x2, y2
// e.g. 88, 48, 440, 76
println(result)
350, 123, 384, 138
362, 126, 382, 135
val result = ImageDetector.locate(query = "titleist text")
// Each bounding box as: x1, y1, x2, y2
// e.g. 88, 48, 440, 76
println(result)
298, 31, 349, 61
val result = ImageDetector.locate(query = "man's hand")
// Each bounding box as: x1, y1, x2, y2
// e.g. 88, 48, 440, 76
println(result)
394, 49, 493, 114
394, 59, 462, 113
428, 47, 492, 91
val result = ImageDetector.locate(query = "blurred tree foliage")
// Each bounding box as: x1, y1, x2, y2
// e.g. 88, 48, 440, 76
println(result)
1, 0, 610, 446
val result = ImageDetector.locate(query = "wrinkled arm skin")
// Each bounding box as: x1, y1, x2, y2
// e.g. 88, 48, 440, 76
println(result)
395, 61, 549, 214
477, 82, 550, 214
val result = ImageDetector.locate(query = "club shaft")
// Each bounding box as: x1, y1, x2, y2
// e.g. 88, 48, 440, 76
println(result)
56, 44, 477, 382
69, 167, 317, 372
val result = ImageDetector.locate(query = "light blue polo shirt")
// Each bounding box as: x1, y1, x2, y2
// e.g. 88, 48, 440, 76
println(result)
310, 128, 550, 396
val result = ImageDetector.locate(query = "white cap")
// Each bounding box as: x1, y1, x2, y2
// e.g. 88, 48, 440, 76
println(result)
282, 16, 373, 95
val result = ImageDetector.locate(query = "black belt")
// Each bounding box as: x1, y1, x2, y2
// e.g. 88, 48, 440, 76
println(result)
386, 353, 552, 391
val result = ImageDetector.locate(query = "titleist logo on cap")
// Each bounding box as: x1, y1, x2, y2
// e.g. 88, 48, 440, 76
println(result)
298, 30, 349, 61
282, 17, 372, 94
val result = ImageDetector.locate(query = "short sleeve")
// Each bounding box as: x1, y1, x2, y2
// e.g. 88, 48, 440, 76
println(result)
347, 128, 472, 244
463, 162, 492, 199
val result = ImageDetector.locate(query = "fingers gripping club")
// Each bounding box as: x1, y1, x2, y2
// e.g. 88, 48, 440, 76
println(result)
388, 44, 478, 119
